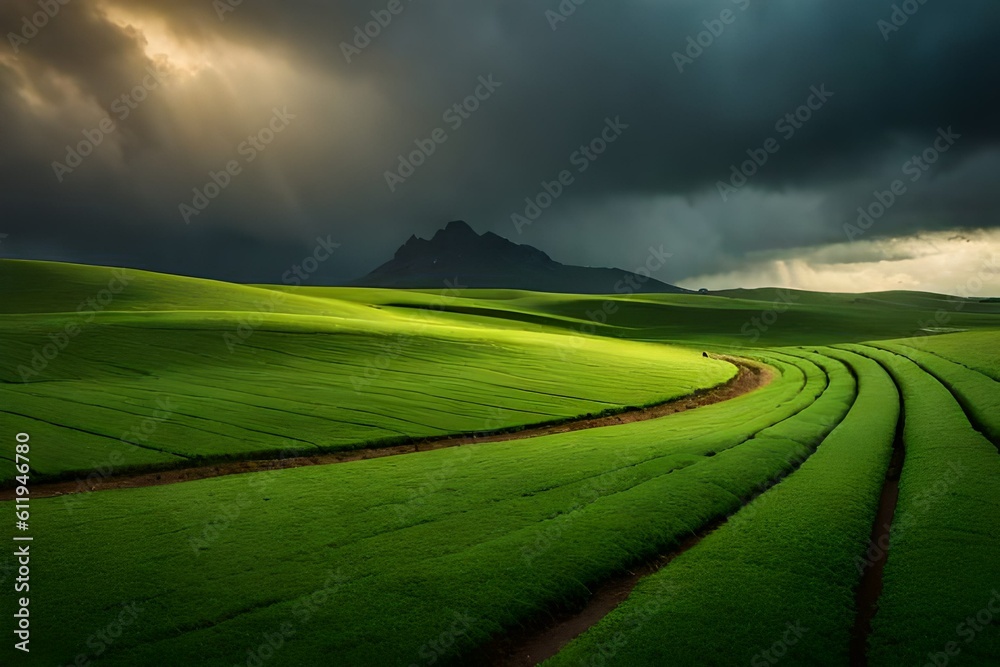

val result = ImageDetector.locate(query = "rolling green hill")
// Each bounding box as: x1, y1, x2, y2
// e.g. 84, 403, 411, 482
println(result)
1, 259, 999, 666
0, 260, 731, 482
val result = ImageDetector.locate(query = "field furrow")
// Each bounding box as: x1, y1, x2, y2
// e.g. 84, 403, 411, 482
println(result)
3, 260, 999, 666
544, 348, 893, 666
869, 342, 1000, 447
3, 353, 850, 665
843, 345, 1000, 666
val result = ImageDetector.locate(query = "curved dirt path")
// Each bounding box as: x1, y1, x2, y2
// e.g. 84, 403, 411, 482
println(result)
473, 350, 833, 666
4, 355, 774, 500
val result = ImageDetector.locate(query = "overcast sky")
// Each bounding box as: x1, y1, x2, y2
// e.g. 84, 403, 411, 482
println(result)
1, 0, 998, 294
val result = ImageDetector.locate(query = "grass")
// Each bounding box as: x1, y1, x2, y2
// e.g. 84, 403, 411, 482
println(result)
546, 347, 895, 666
2, 353, 851, 666
270, 282, 1000, 347
844, 345, 1000, 666
2, 259, 1000, 665
871, 341, 1000, 445
899, 330, 1000, 381
0, 261, 734, 482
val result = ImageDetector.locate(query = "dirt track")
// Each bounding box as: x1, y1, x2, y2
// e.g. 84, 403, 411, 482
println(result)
4, 355, 774, 500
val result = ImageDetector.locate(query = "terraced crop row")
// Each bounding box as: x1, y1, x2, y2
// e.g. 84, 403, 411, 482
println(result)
845, 345, 1000, 666
547, 338, 1000, 666
4, 353, 852, 666
548, 348, 891, 666
870, 341, 1000, 445
907, 330, 1000, 382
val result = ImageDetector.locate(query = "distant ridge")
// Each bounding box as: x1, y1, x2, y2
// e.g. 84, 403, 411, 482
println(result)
350, 220, 689, 294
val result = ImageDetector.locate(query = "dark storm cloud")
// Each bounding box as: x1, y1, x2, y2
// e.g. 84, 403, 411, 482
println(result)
1, 0, 998, 284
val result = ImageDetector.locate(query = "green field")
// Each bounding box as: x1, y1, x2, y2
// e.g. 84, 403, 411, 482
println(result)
0, 261, 734, 482
1, 259, 999, 666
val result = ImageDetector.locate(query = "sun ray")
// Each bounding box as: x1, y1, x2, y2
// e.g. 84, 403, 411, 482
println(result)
99, 3, 211, 76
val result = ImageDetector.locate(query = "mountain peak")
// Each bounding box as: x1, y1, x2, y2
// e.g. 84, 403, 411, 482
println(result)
353, 221, 690, 295
437, 220, 477, 237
